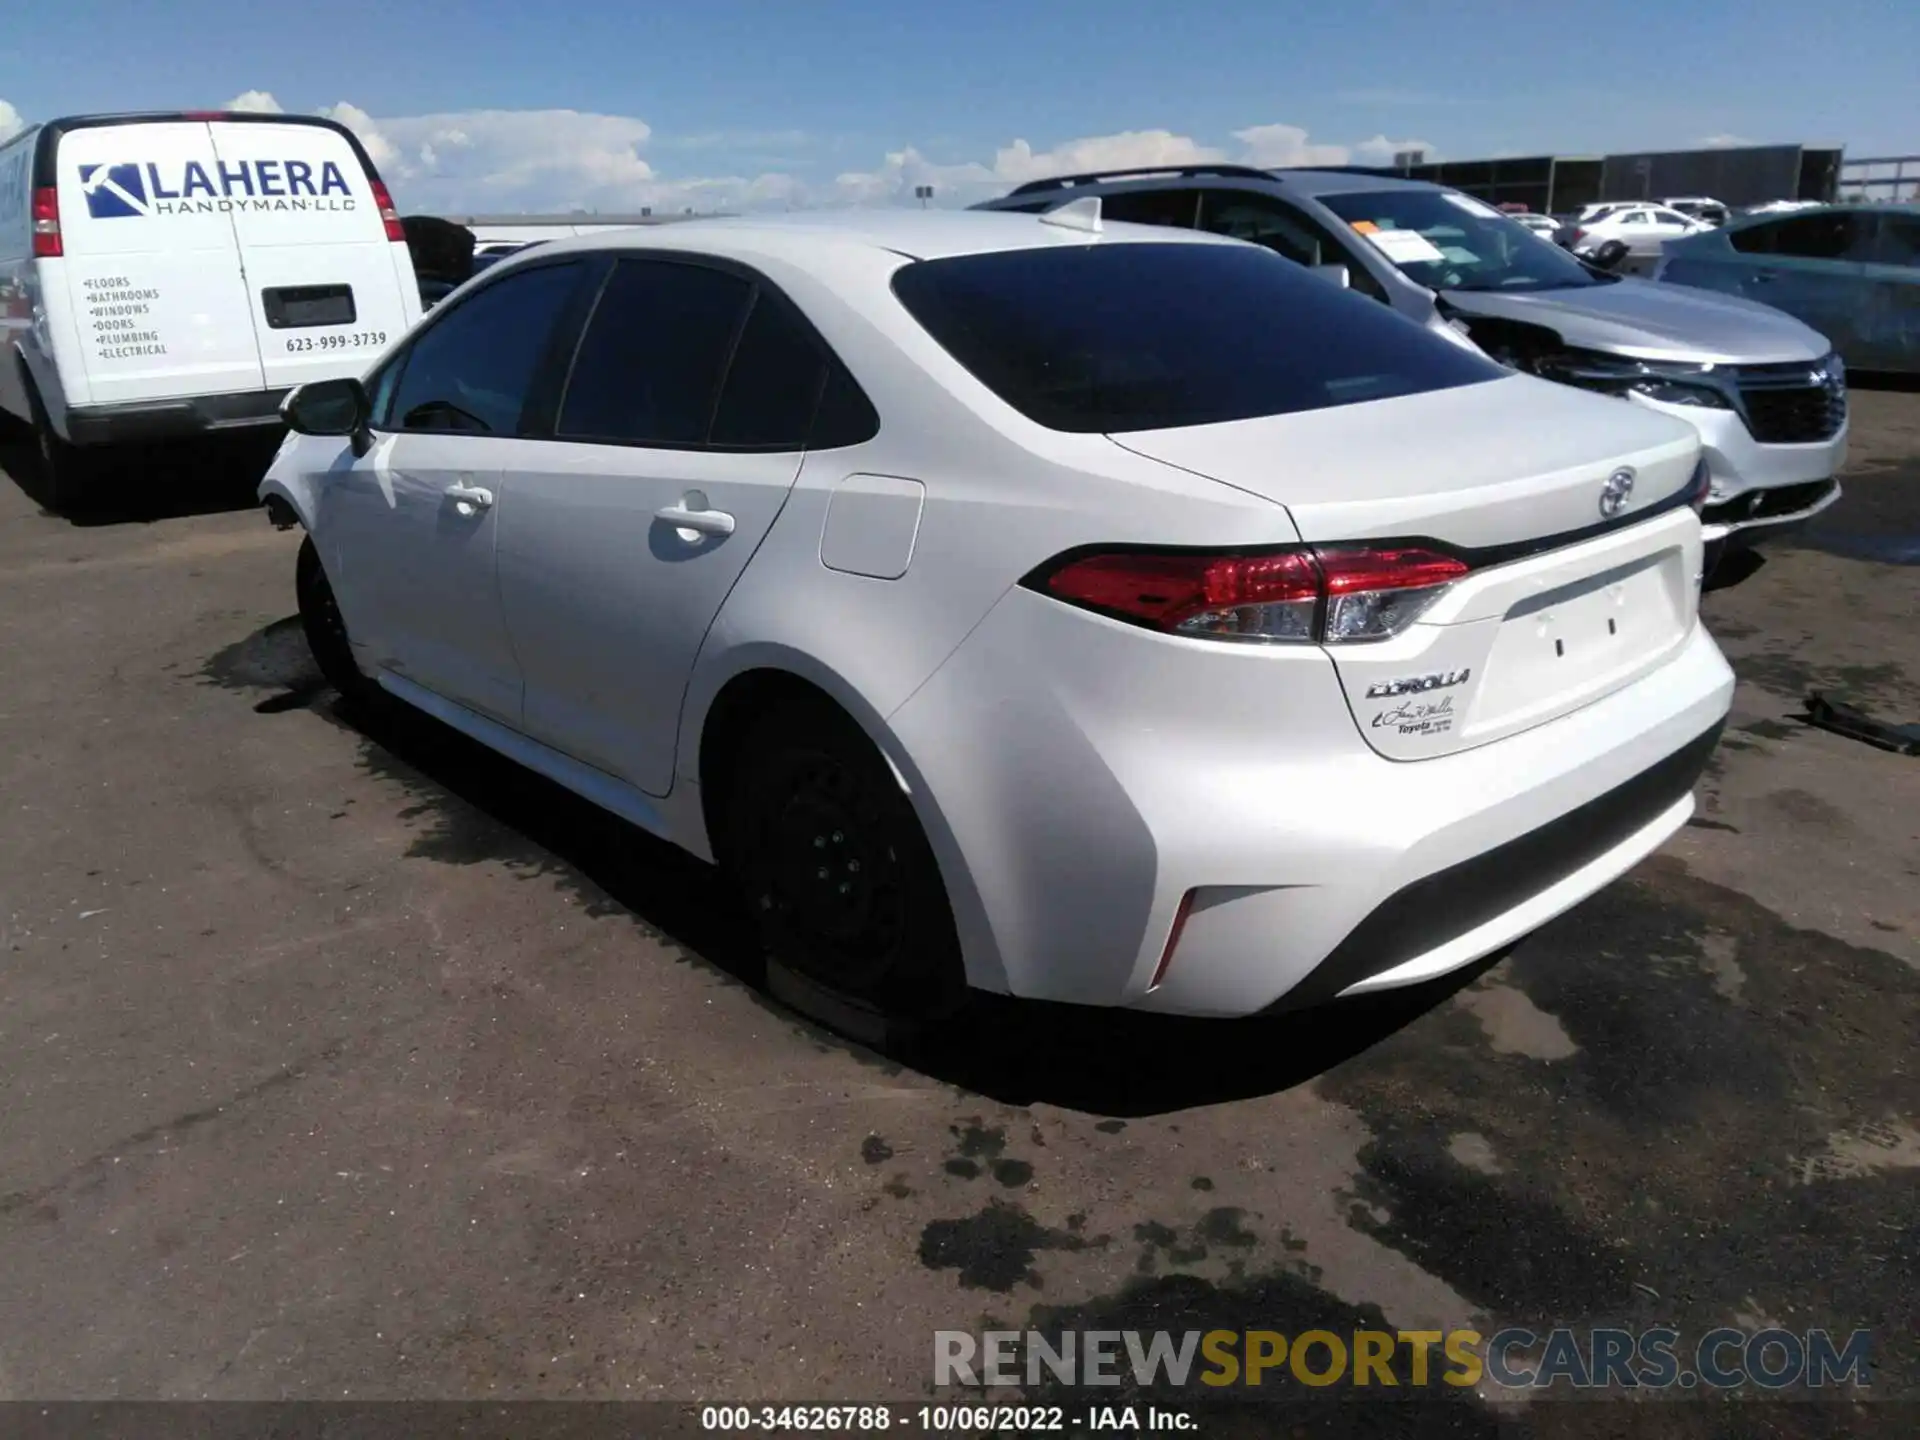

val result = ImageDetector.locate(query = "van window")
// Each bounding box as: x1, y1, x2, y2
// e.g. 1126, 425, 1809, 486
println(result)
382, 262, 583, 434
558, 259, 753, 446
891, 241, 1502, 434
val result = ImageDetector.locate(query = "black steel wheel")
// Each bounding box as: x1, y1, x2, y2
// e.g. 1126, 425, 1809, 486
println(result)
295, 535, 378, 704
724, 701, 966, 1022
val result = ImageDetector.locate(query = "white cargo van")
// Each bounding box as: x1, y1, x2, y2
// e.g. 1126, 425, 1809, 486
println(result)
0, 110, 423, 509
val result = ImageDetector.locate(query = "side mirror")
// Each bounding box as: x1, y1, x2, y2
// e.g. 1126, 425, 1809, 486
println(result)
282, 378, 372, 454
1311, 263, 1351, 289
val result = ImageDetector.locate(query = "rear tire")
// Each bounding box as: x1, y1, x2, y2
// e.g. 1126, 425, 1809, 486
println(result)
721, 700, 968, 1031
295, 535, 380, 705
24, 380, 93, 515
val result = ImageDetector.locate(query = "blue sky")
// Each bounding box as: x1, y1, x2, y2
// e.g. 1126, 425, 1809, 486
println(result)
1, 0, 1911, 212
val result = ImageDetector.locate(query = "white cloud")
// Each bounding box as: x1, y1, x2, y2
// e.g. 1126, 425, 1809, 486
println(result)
1350, 133, 1438, 164
0, 98, 23, 143
205, 94, 1433, 214
223, 90, 284, 114
1697, 133, 1757, 149
1232, 124, 1349, 168
316, 101, 401, 173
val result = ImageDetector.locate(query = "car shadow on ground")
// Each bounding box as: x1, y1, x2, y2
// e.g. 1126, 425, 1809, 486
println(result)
205, 614, 1500, 1118
0, 429, 278, 527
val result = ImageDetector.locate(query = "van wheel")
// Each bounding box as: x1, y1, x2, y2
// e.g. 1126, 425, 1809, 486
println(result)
25, 382, 92, 515
722, 700, 968, 1033
295, 536, 379, 705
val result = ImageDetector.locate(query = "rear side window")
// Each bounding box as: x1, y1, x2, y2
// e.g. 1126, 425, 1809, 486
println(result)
890, 241, 1503, 434
1100, 190, 1203, 228
382, 261, 583, 434
559, 259, 754, 445
1730, 212, 1866, 260
710, 294, 828, 448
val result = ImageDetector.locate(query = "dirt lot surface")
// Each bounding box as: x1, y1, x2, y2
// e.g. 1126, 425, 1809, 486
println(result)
1, 394, 1915, 1436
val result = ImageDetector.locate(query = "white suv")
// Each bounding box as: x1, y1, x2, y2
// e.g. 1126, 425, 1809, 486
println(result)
262, 211, 1733, 1029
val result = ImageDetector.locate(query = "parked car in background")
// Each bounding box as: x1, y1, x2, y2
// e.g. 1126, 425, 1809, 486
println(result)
1576, 201, 1642, 224
1513, 213, 1562, 240
1662, 197, 1731, 227
1740, 200, 1823, 218
260, 211, 1732, 1029
1654, 203, 1920, 374
1567, 205, 1707, 259
0, 109, 422, 511
471, 241, 537, 275
974, 167, 1846, 584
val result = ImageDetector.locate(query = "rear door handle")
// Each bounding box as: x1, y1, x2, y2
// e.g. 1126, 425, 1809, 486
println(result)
656, 499, 736, 537
444, 482, 494, 514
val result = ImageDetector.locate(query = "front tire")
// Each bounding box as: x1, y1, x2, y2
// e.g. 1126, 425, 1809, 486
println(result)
295, 536, 379, 705
722, 700, 968, 1029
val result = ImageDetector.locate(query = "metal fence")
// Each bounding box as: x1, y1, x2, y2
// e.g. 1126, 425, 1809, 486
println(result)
1839, 156, 1920, 202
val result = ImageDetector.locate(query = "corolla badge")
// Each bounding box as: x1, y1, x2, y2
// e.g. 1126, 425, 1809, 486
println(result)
1599, 467, 1635, 518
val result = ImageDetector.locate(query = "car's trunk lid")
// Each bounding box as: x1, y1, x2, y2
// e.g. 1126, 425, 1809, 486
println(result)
1110, 375, 1706, 759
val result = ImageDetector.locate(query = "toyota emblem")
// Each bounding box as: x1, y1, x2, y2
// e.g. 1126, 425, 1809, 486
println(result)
1599, 468, 1635, 518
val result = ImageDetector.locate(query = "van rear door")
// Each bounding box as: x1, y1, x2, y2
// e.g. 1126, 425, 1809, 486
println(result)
54, 120, 265, 404
206, 118, 418, 391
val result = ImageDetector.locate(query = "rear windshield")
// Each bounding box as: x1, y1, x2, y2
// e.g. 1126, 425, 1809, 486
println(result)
889, 241, 1504, 434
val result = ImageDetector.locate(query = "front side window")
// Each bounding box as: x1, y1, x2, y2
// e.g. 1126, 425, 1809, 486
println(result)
380, 262, 584, 434
890, 240, 1504, 435
1195, 192, 1388, 301
1317, 187, 1607, 293
557, 259, 754, 446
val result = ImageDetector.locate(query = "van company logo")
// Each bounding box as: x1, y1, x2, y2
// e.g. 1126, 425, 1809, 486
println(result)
76, 160, 357, 219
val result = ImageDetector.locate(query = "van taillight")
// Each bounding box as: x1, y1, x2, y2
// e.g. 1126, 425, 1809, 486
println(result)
31, 188, 62, 258
371, 180, 405, 243
1024, 544, 1470, 644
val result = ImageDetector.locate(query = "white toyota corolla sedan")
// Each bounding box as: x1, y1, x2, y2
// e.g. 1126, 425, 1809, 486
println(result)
260, 208, 1734, 1027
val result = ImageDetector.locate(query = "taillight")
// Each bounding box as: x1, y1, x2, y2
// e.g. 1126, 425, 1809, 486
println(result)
1027, 544, 1469, 644
1148, 890, 1196, 991
1686, 457, 1711, 515
31, 187, 62, 258
371, 179, 405, 242
1318, 548, 1473, 642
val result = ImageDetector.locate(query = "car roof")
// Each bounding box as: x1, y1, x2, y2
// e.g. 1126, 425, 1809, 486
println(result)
515, 208, 1250, 263
972, 166, 1447, 210
1264, 168, 1444, 199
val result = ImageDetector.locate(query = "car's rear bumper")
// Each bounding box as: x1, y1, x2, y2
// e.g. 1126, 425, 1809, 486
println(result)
64, 389, 289, 447
887, 587, 1735, 1018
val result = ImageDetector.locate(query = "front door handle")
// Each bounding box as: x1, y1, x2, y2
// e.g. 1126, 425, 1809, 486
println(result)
1751, 268, 1780, 284
444, 482, 494, 515
656, 496, 736, 538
